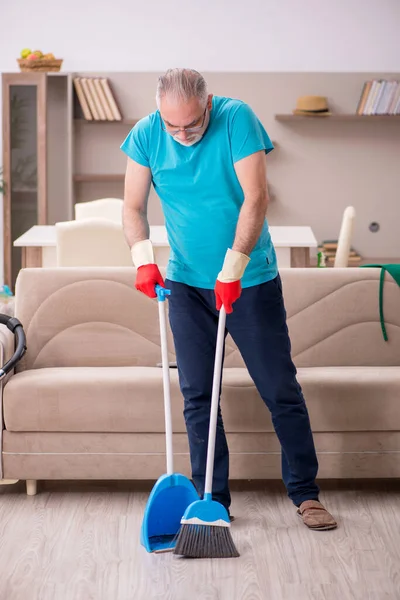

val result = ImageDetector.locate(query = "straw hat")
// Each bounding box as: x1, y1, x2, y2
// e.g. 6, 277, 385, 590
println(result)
293, 95, 331, 116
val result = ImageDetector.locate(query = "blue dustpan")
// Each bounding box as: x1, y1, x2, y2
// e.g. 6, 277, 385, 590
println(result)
140, 285, 198, 553
141, 473, 199, 552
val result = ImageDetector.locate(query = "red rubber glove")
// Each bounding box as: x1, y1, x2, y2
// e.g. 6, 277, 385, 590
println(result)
135, 264, 165, 298
215, 279, 242, 314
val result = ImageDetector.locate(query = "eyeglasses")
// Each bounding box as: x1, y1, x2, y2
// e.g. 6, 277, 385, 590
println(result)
159, 108, 207, 136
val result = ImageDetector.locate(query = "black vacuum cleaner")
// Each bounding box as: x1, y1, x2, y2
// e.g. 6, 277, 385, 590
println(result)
0, 315, 27, 380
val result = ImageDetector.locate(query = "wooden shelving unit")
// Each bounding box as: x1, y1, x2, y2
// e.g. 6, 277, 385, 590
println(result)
74, 118, 139, 125
275, 114, 400, 122
2, 72, 73, 289
72, 113, 137, 196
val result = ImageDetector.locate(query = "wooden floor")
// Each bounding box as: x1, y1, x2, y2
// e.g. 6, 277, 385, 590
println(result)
0, 480, 399, 600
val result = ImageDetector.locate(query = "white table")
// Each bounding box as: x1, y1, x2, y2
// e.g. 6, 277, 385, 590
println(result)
14, 225, 317, 269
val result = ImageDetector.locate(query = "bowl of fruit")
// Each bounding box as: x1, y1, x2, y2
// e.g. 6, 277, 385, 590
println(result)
17, 49, 63, 72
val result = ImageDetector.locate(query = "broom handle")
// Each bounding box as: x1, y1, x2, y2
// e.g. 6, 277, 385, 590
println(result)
204, 306, 226, 496
156, 286, 174, 475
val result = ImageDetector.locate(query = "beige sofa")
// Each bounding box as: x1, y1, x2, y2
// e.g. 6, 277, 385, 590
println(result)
1, 266, 399, 495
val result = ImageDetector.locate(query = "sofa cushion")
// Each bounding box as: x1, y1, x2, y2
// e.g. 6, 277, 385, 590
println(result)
298, 366, 400, 431
222, 366, 400, 432
3, 366, 400, 434
4, 367, 186, 434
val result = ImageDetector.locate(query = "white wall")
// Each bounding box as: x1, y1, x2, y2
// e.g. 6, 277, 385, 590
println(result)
1, 0, 400, 72
1, 0, 400, 283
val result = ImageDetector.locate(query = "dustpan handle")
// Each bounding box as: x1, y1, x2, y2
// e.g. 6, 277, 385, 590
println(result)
156, 285, 174, 475
204, 306, 226, 496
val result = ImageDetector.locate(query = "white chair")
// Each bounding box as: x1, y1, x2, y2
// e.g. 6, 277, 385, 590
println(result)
55, 218, 132, 267
74, 198, 123, 224
334, 206, 356, 268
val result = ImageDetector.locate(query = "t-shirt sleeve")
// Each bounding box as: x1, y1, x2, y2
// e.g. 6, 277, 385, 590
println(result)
230, 103, 274, 164
120, 118, 150, 168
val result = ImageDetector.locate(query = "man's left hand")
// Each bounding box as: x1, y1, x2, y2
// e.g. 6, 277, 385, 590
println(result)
215, 249, 250, 313
215, 280, 242, 314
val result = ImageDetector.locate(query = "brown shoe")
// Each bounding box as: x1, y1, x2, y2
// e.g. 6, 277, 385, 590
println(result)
297, 500, 337, 531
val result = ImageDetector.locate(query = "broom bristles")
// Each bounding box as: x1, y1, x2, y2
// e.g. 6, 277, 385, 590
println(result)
173, 524, 239, 558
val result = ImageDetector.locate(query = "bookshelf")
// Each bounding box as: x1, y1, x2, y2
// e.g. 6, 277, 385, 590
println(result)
275, 114, 400, 121
74, 118, 139, 125
72, 75, 138, 203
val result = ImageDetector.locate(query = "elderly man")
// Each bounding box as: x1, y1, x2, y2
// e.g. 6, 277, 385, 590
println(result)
121, 68, 337, 531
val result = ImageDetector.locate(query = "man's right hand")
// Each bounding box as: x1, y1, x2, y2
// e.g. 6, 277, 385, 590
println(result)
130, 239, 164, 298
135, 264, 165, 298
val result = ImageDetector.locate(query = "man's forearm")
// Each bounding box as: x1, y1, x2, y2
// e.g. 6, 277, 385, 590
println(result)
122, 205, 150, 249
232, 192, 268, 256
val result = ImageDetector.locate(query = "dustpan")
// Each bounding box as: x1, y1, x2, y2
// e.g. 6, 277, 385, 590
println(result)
140, 284, 198, 553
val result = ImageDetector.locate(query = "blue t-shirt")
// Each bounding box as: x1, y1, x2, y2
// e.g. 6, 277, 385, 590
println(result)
120, 96, 278, 289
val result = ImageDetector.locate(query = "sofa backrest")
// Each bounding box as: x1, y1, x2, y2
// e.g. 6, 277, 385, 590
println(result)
14, 266, 400, 371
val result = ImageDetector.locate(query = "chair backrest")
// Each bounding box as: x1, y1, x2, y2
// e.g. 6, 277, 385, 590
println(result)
334, 206, 356, 267
74, 198, 123, 224
55, 218, 132, 267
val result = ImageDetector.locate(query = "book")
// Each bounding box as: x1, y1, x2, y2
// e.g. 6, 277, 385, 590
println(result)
99, 79, 122, 121
93, 78, 115, 121
377, 80, 394, 115
368, 80, 383, 114
87, 78, 107, 120
388, 82, 400, 114
382, 81, 397, 114
356, 79, 400, 115
318, 247, 358, 256
73, 77, 93, 120
325, 257, 361, 263
395, 89, 400, 114
356, 81, 372, 115
325, 254, 361, 264
363, 80, 378, 114
80, 78, 101, 120
371, 80, 385, 114
321, 240, 339, 249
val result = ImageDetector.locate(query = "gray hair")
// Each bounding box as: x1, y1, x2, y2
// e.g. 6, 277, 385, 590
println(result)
156, 68, 208, 108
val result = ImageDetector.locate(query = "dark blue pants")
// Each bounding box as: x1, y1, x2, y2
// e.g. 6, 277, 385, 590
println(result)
166, 275, 319, 510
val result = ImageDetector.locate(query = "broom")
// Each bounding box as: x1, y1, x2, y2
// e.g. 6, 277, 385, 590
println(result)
173, 305, 239, 558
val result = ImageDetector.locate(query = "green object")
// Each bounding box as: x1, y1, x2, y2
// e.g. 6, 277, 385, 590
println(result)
317, 251, 326, 268
361, 264, 400, 341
